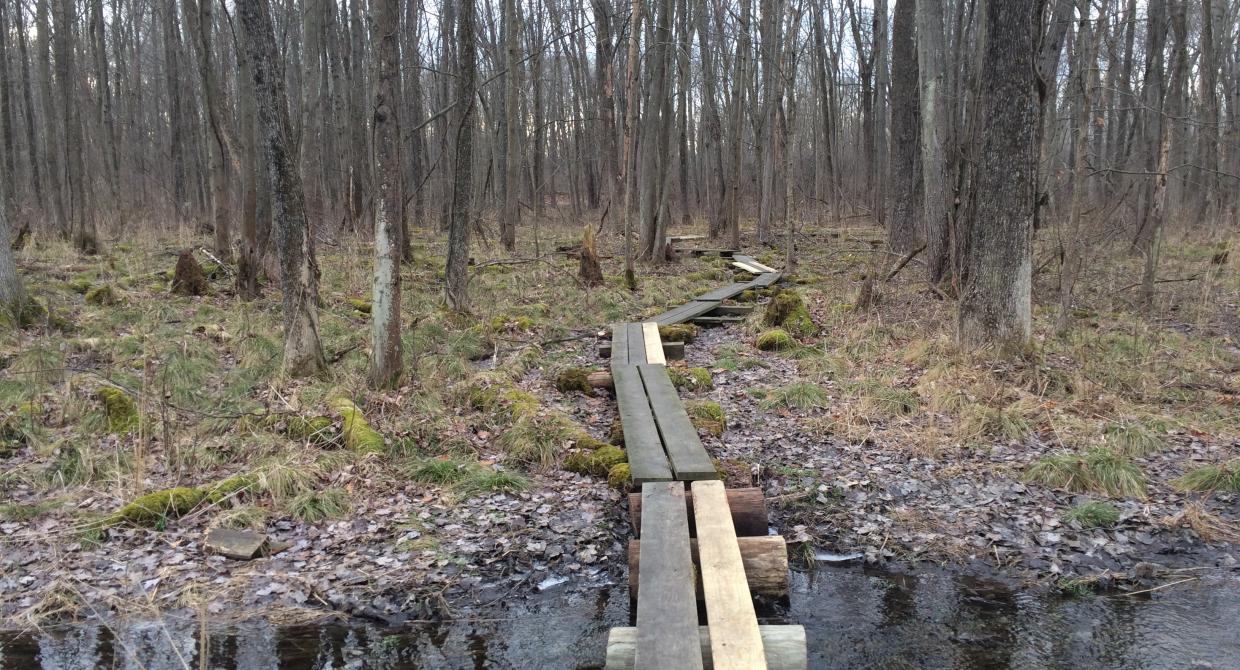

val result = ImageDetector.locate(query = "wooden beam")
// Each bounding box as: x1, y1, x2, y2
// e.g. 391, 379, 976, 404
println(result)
605, 626, 806, 670
634, 483, 705, 670
629, 487, 769, 537
692, 481, 766, 670
627, 323, 648, 365
628, 536, 790, 601
612, 365, 673, 484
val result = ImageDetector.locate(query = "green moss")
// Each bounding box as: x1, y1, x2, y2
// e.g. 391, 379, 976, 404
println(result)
284, 415, 336, 445
686, 401, 726, 437
763, 291, 816, 337
668, 366, 713, 391
97, 387, 139, 435
554, 367, 594, 395
756, 329, 796, 352
565, 444, 628, 477
609, 417, 625, 446
347, 298, 372, 314
658, 324, 700, 343
67, 277, 95, 294
105, 487, 206, 527
488, 314, 536, 333
572, 430, 609, 451
329, 398, 386, 454
202, 474, 256, 504
84, 285, 120, 306
607, 463, 632, 491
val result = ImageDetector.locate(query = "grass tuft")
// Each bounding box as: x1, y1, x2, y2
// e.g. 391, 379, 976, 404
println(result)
1064, 501, 1120, 528
1104, 418, 1168, 456
1024, 448, 1147, 499
287, 487, 350, 522
761, 383, 829, 411
1173, 461, 1240, 493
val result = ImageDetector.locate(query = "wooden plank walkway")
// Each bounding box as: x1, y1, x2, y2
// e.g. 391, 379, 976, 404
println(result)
600, 261, 802, 669
634, 483, 704, 670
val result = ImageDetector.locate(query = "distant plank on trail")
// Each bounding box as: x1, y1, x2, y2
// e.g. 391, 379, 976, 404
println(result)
733, 255, 778, 274
750, 272, 782, 288
639, 364, 717, 480
634, 482, 704, 670
695, 283, 752, 302
653, 300, 720, 326
642, 322, 666, 365
692, 480, 766, 670
612, 365, 672, 484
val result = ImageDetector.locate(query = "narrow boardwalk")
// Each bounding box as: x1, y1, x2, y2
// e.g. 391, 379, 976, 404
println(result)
602, 260, 807, 669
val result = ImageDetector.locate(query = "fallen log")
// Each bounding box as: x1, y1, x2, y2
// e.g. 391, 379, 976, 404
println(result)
628, 535, 788, 601
629, 487, 768, 537
605, 625, 806, 670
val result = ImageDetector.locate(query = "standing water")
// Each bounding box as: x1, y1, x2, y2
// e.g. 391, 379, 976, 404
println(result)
2, 566, 1237, 669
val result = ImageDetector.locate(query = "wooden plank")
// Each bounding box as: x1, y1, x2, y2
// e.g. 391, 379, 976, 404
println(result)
612, 365, 673, 484
634, 483, 704, 670
638, 365, 718, 480
708, 305, 754, 316
653, 300, 719, 325
731, 261, 763, 275
695, 283, 751, 302
606, 626, 806, 670
627, 323, 648, 365
733, 256, 778, 274
610, 323, 630, 368
692, 481, 766, 670
642, 322, 666, 365
750, 272, 782, 288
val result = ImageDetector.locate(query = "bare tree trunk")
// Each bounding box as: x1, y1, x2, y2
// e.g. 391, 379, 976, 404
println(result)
499, 0, 521, 251
0, 176, 26, 321
695, 0, 726, 238
239, 0, 326, 377
369, 0, 403, 388
38, 0, 67, 235
917, 0, 951, 285
1142, 0, 1186, 308
14, 3, 44, 210
887, 0, 921, 254
726, 0, 753, 249
445, 0, 477, 311
958, 0, 1039, 351
236, 16, 262, 300
56, 0, 98, 253
592, 0, 620, 228
183, 0, 234, 261
873, 0, 890, 231
619, 0, 643, 287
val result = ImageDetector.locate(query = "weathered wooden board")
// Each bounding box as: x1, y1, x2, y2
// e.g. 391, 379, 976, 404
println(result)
694, 283, 751, 302
641, 322, 666, 365
629, 487, 769, 537
733, 256, 778, 274
750, 272, 782, 288
599, 341, 685, 361
606, 626, 806, 670
707, 305, 754, 316
627, 323, 648, 365
731, 261, 764, 275
638, 365, 717, 480
612, 365, 673, 484
634, 483, 704, 670
692, 480, 766, 670
652, 300, 720, 326
691, 316, 745, 327
610, 322, 630, 367
687, 248, 738, 258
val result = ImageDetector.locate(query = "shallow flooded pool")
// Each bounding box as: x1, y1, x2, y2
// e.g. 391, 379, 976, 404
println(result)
2, 566, 1237, 669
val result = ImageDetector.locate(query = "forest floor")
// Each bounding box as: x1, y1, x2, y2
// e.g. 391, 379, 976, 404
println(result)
1, 220, 1238, 629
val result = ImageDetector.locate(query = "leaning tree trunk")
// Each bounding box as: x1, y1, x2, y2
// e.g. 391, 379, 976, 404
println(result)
445, 0, 477, 312
238, 0, 326, 377
369, 0, 403, 388
958, 0, 1039, 351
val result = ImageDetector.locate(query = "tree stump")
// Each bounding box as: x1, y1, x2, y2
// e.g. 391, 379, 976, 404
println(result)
579, 225, 604, 286
171, 250, 209, 296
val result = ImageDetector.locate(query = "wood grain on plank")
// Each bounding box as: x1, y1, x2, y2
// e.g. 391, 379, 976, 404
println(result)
642, 322, 666, 365
626, 323, 648, 365
634, 483, 704, 670
638, 365, 717, 480
605, 626, 806, 670
692, 480, 766, 670
612, 365, 673, 484
610, 323, 630, 367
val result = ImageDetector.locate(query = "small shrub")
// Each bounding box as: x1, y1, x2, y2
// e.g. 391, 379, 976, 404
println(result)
668, 366, 713, 391
1024, 448, 1147, 499
685, 401, 726, 437
1173, 461, 1240, 493
1064, 501, 1120, 528
756, 329, 795, 352
762, 383, 829, 411
1104, 418, 1167, 456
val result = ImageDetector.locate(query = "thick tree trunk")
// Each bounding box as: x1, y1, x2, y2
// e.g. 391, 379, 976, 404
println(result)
592, 0, 620, 227
369, 0, 403, 388
916, 0, 951, 285
56, 0, 98, 253
888, 0, 922, 254
239, 0, 326, 377
445, 0, 477, 312
958, 0, 1039, 351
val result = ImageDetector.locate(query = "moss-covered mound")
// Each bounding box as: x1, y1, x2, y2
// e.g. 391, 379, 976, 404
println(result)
554, 367, 595, 395
686, 401, 726, 437
607, 463, 632, 491
763, 290, 816, 337
171, 250, 209, 296
97, 387, 139, 435
84, 285, 120, 306
668, 366, 713, 391
329, 398, 386, 454
565, 444, 628, 477
658, 324, 700, 344
755, 329, 795, 352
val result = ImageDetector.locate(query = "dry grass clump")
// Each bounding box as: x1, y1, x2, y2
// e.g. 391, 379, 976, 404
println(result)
1024, 448, 1147, 499
1161, 502, 1240, 543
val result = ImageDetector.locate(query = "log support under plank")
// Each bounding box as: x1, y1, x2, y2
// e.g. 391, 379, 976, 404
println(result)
629, 488, 768, 537
627, 535, 790, 601
606, 626, 806, 670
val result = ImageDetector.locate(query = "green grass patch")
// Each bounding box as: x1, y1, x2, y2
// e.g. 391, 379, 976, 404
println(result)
761, 383, 829, 411
1024, 448, 1147, 499
1173, 461, 1240, 493
1064, 501, 1120, 528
